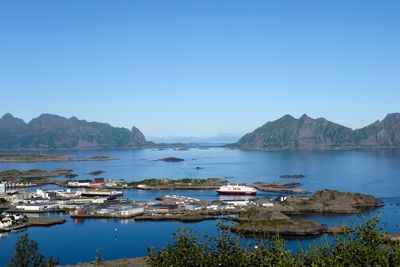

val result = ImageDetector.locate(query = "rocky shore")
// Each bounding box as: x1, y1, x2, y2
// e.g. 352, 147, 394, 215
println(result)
62, 257, 147, 267
286, 189, 384, 214
231, 190, 384, 237
251, 182, 307, 194
27, 217, 66, 226
0, 217, 66, 233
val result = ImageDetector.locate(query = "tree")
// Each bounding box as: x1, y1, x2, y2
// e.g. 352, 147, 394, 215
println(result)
8, 234, 47, 267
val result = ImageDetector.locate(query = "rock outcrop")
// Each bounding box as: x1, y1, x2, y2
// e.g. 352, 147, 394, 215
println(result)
232, 208, 326, 236
287, 189, 384, 214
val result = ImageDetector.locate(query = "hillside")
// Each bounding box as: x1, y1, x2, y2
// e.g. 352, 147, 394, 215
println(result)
0, 113, 153, 150
230, 113, 400, 150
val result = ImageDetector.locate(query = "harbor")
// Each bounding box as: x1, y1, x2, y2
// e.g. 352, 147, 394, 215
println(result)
0, 175, 385, 237
1, 148, 399, 266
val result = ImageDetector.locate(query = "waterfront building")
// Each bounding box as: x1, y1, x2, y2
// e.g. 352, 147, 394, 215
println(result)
91, 178, 105, 187
0, 183, 5, 194
68, 180, 91, 187
15, 203, 58, 211
222, 200, 250, 207
0, 218, 12, 229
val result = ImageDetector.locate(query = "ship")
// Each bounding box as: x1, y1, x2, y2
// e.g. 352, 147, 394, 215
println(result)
81, 189, 123, 198
216, 184, 257, 195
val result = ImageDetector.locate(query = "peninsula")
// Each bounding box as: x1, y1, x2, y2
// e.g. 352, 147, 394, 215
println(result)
0, 154, 117, 163
130, 178, 227, 190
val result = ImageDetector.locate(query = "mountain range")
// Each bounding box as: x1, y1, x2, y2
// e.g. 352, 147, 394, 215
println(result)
1, 112, 400, 151
229, 113, 400, 150
0, 113, 153, 150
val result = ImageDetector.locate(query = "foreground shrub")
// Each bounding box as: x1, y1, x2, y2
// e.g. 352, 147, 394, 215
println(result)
8, 234, 58, 267
147, 218, 400, 267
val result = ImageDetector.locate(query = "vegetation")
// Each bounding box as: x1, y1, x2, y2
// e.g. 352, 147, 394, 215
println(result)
95, 248, 104, 266
299, 199, 312, 205
240, 207, 259, 218
147, 218, 400, 266
7, 234, 58, 267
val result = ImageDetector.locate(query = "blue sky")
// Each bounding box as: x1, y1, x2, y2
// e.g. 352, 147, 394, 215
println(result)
1, 1, 399, 137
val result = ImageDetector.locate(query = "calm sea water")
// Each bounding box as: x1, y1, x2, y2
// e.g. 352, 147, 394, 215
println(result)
1, 148, 400, 266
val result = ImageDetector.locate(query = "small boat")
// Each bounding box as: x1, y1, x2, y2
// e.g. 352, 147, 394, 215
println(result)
216, 184, 257, 195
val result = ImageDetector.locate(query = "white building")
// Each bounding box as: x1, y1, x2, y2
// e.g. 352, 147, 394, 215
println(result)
261, 203, 274, 207
120, 206, 144, 216
223, 200, 249, 207
0, 218, 12, 229
16, 203, 57, 211
67, 180, 91, 187
36, 189, 48, 198
0, 183, 5, 194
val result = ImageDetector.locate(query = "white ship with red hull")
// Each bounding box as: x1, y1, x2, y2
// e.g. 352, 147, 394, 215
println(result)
216, 184, 257, 195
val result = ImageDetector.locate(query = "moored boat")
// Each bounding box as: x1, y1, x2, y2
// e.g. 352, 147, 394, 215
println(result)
216, 184, 257, 195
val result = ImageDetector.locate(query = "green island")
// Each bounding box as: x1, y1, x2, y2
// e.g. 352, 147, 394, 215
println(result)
0, 154, 117, 163
128, 178, 227, 190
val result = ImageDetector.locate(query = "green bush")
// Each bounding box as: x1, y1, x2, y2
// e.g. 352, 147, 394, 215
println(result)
147, 218, 400, 266
8, 234, 58, 267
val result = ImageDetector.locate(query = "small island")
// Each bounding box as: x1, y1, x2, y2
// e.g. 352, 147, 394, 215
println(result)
89, 170, 104, 176
231, 190, 384, 237
280, 174, 305, 179
155, 157, 184, 162
79, 156, 117, 161
251, 182, 307, 194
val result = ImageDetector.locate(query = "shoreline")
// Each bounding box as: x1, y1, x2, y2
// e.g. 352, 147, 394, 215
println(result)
0, 217, 66, 233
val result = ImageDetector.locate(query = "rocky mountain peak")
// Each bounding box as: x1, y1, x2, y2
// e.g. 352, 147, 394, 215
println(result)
230, 113, 400, 150
0, 113, 152, 150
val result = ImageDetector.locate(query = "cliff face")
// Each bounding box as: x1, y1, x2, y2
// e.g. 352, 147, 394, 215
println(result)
0, 113, 152, 150
231, 113, 400, 150
353, 113, 400, 147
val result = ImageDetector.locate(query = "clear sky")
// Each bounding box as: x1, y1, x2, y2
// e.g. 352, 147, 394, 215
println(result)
1, 1, 399, 137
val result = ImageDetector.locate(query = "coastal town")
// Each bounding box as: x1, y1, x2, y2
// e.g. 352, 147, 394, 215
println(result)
0, 171, 385, 237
